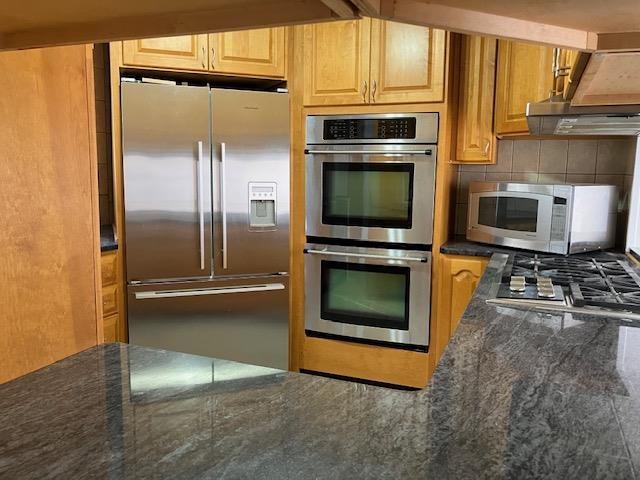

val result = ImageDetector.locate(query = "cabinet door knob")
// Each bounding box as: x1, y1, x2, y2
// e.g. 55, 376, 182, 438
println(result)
361, 80, 368, 102
201, 46, 206, 68
211, 48, 215, 69
372, 80, 377, 102
483, 139, 490, 156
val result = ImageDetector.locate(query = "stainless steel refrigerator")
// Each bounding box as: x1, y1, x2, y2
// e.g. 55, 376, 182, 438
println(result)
121, 82, 290, 370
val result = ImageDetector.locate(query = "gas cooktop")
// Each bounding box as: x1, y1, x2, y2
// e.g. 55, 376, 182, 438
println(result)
501, 253, 640, 313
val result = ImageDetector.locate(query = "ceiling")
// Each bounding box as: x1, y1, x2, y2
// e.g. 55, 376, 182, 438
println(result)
0, 0, 639, 51
419, 0, 640, 34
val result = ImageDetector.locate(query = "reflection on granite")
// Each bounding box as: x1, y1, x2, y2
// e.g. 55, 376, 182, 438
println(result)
440, 236, 517, 257
100, 224, 118, 252
4, 255, 640, 478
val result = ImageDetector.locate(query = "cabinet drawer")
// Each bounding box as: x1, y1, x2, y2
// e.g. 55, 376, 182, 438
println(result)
103, 313, 118, 343
101, 252, 117, 286
102, 284, 118, 316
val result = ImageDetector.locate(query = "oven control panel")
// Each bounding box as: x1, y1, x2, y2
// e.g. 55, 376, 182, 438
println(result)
323, 117, 417, 140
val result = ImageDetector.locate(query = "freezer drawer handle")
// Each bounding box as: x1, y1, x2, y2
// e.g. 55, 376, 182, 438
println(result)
303, 249, 428, 263
304, 149, 432, 155
134, 283, 285, 300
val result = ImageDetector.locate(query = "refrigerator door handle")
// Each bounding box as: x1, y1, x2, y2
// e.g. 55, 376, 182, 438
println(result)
134, 283, 285, 300
197, 140, 205, 270
220, 142, 228, 270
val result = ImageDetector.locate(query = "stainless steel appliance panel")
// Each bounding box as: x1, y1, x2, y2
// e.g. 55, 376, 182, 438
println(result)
305, 144, 436, 244
211, 89, 290, 276
122, 82, 212, 282
306, 113, 438, 144
128, 275, 289, 370
467, 181, 617, 254
304, 244, 430, 347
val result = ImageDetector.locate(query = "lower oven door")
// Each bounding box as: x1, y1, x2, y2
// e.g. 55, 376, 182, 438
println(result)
304, 244, 431, 348
467, 191, 554, 252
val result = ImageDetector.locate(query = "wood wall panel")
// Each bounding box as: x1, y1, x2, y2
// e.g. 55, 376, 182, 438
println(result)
0, 45, 101, 383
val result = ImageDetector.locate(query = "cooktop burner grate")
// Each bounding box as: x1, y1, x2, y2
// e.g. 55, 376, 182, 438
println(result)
506, 253, 640, 312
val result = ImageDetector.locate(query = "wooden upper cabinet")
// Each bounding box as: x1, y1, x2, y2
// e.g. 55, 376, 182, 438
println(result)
303, 19, 371, 106
494, 40, 554, 135
369, 20, 445, 104
455, 35, 497, 163
122, 35, 208, 71
209, 27, 285, 78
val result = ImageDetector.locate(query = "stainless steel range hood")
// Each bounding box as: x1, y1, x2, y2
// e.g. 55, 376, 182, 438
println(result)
526, 100, 640, 136
526, 50, 640, 136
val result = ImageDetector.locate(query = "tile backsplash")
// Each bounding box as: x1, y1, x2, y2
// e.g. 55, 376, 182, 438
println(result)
94, 44, 114, 227
454, 138, 637, 236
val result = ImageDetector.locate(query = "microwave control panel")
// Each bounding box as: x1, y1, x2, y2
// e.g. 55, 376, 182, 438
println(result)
323, 117, 417, 140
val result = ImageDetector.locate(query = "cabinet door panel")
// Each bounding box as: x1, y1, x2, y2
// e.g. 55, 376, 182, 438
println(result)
455, 36, 497, 163
370, 20, 445, 104
303, 19, 371, 106
209, 28, 285, 78
495, 41, 554, 135
439, 255, 488, 337
122, 35, 208, 71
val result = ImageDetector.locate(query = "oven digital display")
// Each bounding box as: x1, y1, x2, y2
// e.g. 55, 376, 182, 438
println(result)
323, 117, 417, 140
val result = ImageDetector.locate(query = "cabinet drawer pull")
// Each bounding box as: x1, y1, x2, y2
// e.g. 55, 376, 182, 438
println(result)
211, 48, 215, 69
361, 80, 367, 102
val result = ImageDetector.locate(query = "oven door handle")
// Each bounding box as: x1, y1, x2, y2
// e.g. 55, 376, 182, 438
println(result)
304, 149, 432, 156
304, 248, 428, 263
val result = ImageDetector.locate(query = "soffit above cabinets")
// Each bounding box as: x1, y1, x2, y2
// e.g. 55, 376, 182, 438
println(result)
2, 0, 640, 52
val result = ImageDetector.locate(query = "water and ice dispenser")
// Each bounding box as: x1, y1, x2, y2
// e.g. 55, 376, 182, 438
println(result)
249, 182, 277, 229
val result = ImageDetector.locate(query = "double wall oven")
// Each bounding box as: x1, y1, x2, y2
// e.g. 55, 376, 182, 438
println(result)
304, 113, 438, 349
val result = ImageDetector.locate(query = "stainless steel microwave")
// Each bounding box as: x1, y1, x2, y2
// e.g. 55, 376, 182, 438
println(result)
305, 113, 438, 246
467, 181, 618, 255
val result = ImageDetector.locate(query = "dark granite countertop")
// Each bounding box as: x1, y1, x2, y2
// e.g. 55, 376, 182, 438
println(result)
440, 235, 521, 257
4, 253, 640, 478
100, 224, 118, 252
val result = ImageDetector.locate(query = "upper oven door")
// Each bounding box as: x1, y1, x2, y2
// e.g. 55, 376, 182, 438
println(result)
467, 190, 554, 251
305, 144, 436, 245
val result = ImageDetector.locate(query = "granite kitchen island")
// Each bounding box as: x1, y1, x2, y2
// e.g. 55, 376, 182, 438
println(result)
3, 254, 640, 479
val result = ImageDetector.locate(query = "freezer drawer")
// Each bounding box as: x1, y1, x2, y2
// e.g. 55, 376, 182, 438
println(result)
128, 275, 289, 370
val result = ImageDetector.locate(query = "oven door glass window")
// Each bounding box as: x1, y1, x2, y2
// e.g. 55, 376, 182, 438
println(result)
322, 163, 414, 229
320, 260, 410, 330
477, 196, 539, 232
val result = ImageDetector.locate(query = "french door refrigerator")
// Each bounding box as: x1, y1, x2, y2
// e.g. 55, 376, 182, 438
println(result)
121, 82, 290, 370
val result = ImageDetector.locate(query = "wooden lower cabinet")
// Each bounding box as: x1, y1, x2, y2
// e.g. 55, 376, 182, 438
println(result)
438, 254, 488, 337
101, 250, 121, 342
302, 336, 429, 388
103, 314, 119, 343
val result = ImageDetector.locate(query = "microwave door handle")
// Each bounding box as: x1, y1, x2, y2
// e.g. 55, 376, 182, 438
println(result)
304, 149, 432, 155
197, 140, 205, 271
220, 142, 228, 270
304, 248, 428, 263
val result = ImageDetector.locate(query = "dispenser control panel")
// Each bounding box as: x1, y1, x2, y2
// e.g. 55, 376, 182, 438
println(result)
249, 182, 277, 230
